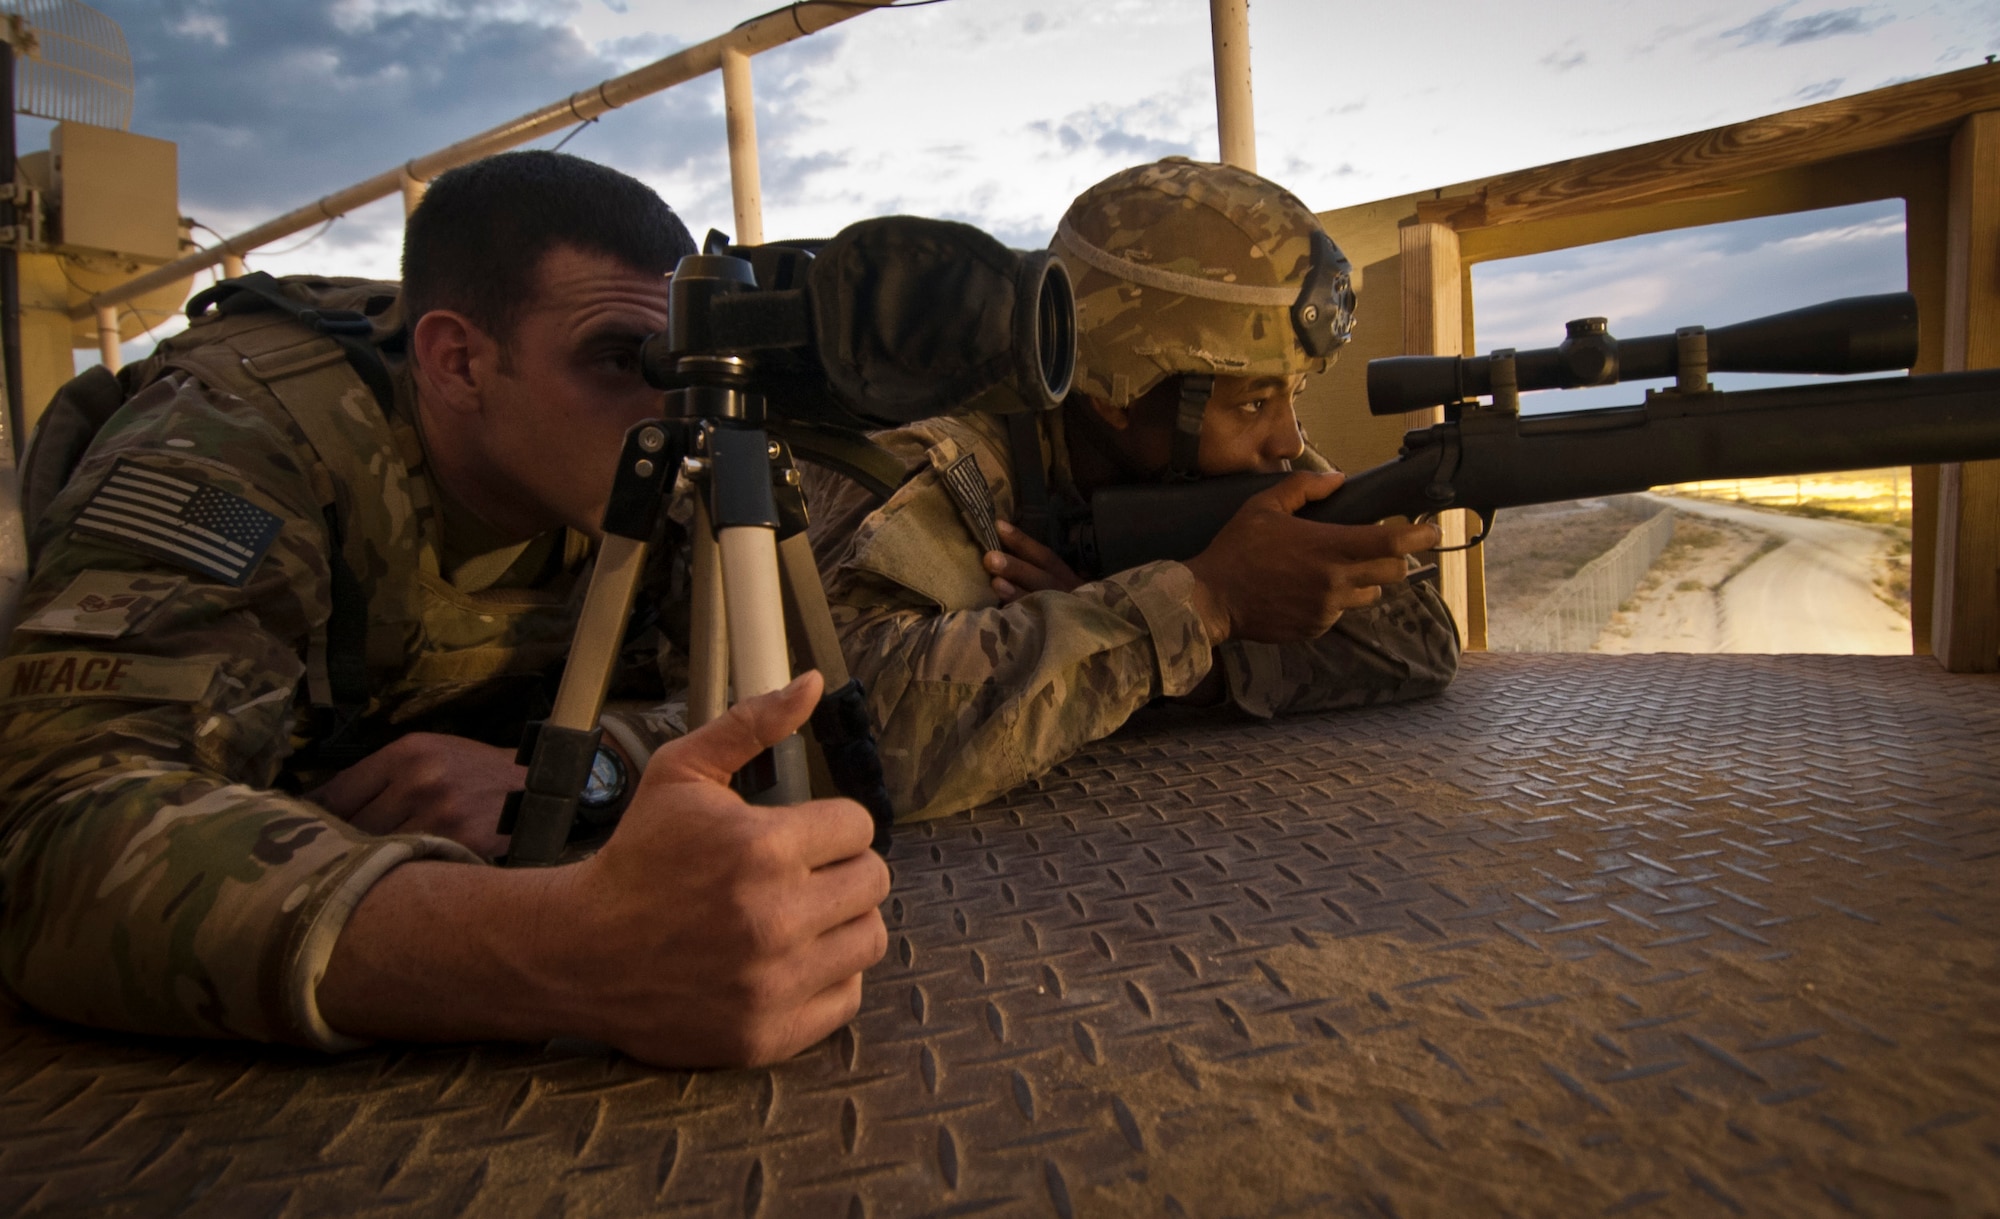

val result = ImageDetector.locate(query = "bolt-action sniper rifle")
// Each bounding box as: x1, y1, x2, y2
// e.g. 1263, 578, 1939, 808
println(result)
1086, 293, 2000, 573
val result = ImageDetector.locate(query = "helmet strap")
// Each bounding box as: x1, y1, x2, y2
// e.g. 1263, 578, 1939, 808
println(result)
1167, 374, 1212, 482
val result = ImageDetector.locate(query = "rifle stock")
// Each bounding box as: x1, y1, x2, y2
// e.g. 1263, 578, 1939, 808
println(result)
1088, 368, 2000, 574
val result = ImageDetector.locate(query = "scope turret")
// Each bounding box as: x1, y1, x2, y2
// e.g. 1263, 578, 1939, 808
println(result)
1366, 292, 1919, 416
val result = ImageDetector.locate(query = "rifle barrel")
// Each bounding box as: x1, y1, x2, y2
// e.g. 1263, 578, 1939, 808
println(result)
1089, 368, 2000, 575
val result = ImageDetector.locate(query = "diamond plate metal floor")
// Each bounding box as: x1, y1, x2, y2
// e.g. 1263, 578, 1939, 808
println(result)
0, 653, 1995, 1218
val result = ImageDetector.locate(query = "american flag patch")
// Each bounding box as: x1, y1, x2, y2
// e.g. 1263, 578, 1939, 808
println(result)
937, 452, 1001, 554
73, 460, 284, 587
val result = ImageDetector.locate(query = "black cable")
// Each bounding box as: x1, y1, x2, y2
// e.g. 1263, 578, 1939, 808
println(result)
551, 116, 599, 153
254, 217, 338, 258
184, 219, 252, 278
126, 304, 172, 341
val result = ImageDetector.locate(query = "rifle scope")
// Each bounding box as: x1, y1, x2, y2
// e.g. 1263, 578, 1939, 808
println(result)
1366, 292, 1918, 416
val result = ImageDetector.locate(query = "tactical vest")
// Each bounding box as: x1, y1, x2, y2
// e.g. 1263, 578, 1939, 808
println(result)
21, 275, 588, 765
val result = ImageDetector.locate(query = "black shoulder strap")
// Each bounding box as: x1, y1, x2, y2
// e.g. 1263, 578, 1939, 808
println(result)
187, 272, 399, 415
1005, 411, 1055, 546
185, 273, 391, 743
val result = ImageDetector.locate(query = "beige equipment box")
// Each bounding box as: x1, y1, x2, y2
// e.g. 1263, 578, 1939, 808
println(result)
48, 122, 179, 261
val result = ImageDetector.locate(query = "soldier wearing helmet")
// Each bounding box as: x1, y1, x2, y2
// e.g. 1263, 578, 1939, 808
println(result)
805, 157, 1459, 822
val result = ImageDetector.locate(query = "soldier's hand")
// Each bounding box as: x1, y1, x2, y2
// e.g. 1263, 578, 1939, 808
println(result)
548, 670, 891, 1067
985, 519, 1083, 603
309, 733, 524, 858
1183, 470, 1440, 644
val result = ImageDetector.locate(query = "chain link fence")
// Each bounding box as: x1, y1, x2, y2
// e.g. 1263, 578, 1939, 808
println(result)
1489, 505, 1676, 652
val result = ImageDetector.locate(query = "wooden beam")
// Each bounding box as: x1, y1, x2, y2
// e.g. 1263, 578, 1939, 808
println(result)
1931, 110, 2000, 672
1416, 62, 2000, 232
1902, 140, 1955, 655
1398, 221, 1485, 650
1400, 222, 1462, 364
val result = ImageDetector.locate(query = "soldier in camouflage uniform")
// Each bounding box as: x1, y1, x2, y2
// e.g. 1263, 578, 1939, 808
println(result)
805, 158, 1460, 820
0, 152, 889, 1067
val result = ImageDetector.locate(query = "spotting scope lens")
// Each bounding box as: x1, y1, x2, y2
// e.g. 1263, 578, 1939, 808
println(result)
1022, 250, 1077, 407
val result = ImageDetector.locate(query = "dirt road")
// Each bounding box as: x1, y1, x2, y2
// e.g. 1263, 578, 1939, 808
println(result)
1646, 497, 1909, 653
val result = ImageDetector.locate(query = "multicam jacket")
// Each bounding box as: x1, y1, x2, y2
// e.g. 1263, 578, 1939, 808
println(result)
0, 291, 668, 1050
802, 409, 1461, 822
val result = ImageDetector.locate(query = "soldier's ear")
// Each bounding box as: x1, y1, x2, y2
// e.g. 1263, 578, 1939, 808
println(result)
411, 309, 493, 416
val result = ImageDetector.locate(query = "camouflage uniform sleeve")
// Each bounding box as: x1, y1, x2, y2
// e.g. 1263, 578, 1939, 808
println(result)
0, 374, 477, 1050
829, 564, 1213, 822
1218, 575, 1461, 718
808, 456, 1213, 823
1211, 439, 1462, 717
598, 700, 687, 774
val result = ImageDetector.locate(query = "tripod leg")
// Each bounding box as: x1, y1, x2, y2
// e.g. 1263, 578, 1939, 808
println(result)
504, 532, 649, 865
687, 497, 729, 730
502, 417, 681, 867
776, 530, 895, 850
718, 523, 811, 804
551, 536, 649, 727
776, 531, 849, 685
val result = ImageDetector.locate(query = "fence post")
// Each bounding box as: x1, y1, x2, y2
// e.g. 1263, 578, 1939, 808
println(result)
1493, 505, 1675, 653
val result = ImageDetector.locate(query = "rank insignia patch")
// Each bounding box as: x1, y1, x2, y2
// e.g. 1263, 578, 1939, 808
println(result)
938, 452, 1001, 554
72, 460, 283, 587
15, 571, 187, 639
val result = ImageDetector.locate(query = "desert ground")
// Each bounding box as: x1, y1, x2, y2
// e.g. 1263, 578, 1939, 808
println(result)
1593, 495, 1911, 654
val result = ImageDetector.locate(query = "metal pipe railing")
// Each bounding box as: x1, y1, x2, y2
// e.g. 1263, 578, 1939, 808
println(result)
721, 47, 765, 246
69, 1, 879, 321
1209, 0, 1256, 172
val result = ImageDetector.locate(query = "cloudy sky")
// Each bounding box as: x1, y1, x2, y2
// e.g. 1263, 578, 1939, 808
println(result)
58, 0, 1999, 365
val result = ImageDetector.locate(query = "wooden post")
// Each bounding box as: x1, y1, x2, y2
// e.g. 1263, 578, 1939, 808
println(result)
722, 48, 764, 246
1209, 0, 1256, 172
221, 253, 245, 278
1932, 110, 2000, 672
1399, 220, 1483, 649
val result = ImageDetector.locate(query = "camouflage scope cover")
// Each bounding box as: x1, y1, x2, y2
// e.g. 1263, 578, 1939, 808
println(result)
1052, 157, 1356, 408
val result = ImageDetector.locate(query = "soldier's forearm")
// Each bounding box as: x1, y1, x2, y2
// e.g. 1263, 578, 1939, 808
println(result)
0, 749, 484, 1047
1220, 580, 1461, 718
846, 593, 1211, 821
316, 860, 590, 1047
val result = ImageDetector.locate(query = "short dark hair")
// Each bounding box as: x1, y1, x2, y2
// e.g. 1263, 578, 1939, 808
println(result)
401, 150, 696, 341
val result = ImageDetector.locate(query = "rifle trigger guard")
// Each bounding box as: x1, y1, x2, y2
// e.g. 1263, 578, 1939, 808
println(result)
1415, 507, 1493, 553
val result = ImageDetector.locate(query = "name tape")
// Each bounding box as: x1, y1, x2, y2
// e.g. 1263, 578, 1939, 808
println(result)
0, 651, 219, 706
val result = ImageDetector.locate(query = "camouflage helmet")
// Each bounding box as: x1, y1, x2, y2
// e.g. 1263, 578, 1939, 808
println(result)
1051, 156, 1356, 408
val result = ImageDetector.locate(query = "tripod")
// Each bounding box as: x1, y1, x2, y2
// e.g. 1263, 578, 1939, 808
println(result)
499, 360, 892, 867
492, 219, 1077, 864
